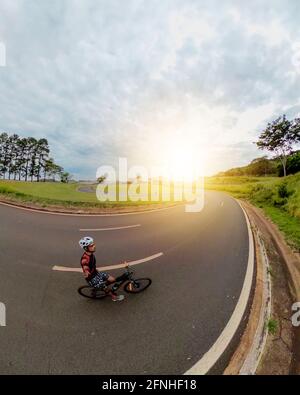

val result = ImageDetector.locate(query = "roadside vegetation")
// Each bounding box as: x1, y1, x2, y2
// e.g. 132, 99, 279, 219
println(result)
205, 173, 300, 250
207, 114, 300, 251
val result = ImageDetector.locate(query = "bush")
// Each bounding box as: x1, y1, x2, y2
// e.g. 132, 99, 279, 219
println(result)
250, 184, 273, 203
272, 196, 287, 207
278, 182, 289, 198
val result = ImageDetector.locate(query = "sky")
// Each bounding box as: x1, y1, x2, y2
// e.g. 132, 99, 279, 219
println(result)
0, 0, 300, 179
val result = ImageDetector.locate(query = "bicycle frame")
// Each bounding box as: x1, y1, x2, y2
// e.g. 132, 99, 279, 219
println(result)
104, 264, 135, 292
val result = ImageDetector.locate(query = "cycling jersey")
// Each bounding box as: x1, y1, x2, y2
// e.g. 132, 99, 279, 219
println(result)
80, 252, 98, 281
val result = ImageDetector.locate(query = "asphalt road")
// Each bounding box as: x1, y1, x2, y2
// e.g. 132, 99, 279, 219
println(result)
0, 191, 251, 374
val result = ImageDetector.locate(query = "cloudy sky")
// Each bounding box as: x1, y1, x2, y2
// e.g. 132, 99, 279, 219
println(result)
0, 0, 300, 179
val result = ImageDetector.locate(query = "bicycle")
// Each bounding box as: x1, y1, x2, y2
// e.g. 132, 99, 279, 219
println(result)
77, 263, 152, 299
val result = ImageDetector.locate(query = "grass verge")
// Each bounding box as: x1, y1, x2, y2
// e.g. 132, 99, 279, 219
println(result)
205, 174, 300, 251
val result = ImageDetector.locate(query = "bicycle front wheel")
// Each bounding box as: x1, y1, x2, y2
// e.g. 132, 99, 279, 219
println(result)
78, 285, 107, 299
124, 278, 152, 294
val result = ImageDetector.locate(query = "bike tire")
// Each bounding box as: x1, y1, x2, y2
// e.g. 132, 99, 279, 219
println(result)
78, 285, 107, 299
124, 278, 152, 294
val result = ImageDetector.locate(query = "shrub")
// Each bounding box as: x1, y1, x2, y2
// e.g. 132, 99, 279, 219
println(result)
278, 182, 289, 199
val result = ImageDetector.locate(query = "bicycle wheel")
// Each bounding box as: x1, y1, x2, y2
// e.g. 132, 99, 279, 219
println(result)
78, 285, 107, 299
124, 278, 152, 294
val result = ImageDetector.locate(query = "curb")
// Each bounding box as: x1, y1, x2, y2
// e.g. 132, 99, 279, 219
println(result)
225, 199, 300, 375
0, 199, 182, 216
224, 200, 271, 375
239, 200, 300, 374
239, 225, 272, 374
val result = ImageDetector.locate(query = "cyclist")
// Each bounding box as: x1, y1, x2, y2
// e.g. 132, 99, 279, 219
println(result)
79, 236, 125, 302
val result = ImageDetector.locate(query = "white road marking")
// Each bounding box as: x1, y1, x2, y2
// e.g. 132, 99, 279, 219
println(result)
52, 252, 164, 272
79, 224, 141, 231
184, 199, 255, 375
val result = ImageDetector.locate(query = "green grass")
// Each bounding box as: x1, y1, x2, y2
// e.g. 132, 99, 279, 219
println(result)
205, 173, 300, 251
0, 180, 187, 208
266, 318, 279, 335
204, 176, 276, 199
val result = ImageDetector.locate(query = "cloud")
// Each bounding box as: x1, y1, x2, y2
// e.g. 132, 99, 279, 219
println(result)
0, 0, 300, 178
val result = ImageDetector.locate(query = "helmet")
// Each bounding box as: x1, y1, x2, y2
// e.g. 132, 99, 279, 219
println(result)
79, 236, 94, 249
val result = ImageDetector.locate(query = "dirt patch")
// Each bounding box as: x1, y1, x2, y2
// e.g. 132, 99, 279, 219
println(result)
256, 236, 294, 375
241, 201, 300, 375
77, 187, 94, 193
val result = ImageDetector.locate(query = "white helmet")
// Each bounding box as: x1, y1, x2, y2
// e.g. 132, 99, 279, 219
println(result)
79, 236, 94, 249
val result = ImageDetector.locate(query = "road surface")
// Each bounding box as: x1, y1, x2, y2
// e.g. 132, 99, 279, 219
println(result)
0, 191, 253, 374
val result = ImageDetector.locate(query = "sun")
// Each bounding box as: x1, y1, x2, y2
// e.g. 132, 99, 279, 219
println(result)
163, 141, 206, 182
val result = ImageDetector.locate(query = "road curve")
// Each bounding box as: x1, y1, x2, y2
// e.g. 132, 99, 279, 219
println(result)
0, 191, 253, 374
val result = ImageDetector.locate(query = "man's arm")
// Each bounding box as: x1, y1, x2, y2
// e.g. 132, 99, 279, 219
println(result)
81, 257, 91, 278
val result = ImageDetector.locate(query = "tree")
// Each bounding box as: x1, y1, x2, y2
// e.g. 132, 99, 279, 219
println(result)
0, 132, 9, 179
25, 137, 38, 181
7, 134, 19, 180
249, 156, 274, 176
35, 138, 50, 182
97, 174, 107, 184
43, 158, 54, 181
256, 115, 300, 177
48, 163, 62, 182
60, 171, 71, 183
0, 132, 67, 182
278, 150, 300, 176
16, 138, 28, 180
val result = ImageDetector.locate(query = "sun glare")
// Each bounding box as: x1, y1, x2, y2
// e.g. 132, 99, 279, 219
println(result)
163, 141, 206, 182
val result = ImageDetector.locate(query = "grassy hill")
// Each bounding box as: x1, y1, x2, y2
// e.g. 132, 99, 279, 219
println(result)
206, 174, 300, 250
0, 180, 186, 208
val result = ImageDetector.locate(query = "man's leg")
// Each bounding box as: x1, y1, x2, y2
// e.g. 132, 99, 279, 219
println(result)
105, 275, 125, 302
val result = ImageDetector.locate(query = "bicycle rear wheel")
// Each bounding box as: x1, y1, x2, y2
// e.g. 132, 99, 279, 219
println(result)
78, 285, 107, 299
124, 278, 152, 294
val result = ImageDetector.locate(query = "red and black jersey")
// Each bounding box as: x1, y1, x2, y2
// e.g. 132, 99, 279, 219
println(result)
80, 252, 97, 281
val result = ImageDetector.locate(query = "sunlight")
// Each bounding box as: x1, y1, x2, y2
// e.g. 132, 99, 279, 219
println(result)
162, 140, 206, 181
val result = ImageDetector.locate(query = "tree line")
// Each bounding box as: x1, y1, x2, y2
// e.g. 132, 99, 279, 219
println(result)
216, 151, 300, 177
0, 132, 71, 182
